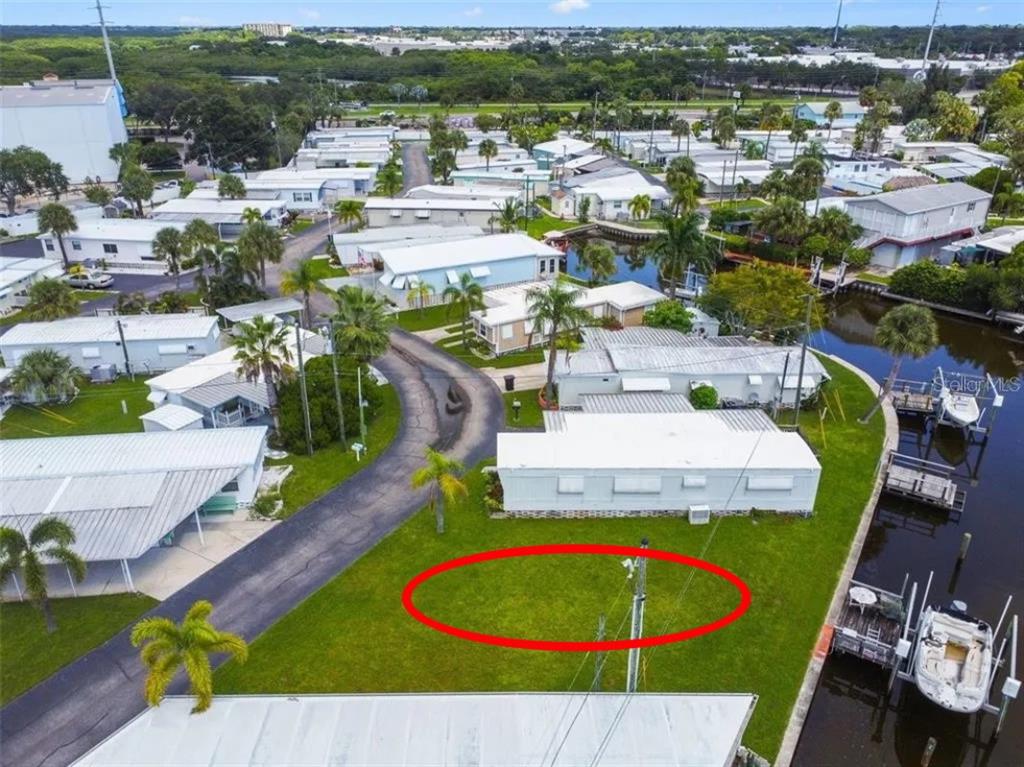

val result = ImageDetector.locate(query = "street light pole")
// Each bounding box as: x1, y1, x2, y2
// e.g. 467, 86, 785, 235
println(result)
357, 364, 368, 444
294, 322, 314, 456
326, 320, 347, 449
792, 294, 815, 426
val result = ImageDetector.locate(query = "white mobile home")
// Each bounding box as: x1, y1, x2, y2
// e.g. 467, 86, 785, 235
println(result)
844, 182, 991, 269
450, 168, 551, 196
375, 233, 563, 304
469, 281, 665, 355
362, 197, 507, 229
150, 196, 287, 238
0, 256, 63, 314
0, 314, 221, 374
551, 169, 670, 220
498, 411, 821, 516
331, 225, 484, 266
293, 146, 392, 170
0, 78, 128, 183
249, 167, 377, 206
532, 137, 596, 169
38, 219, 186, 272
554, 328, 829, 408
404, 184, 525, 203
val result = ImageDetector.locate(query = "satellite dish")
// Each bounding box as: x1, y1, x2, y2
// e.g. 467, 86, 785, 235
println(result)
913, 70, 928, 82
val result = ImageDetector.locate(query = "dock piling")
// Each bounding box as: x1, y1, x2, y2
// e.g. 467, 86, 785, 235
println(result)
920, 737, 937, 767
957, 532, 972, 563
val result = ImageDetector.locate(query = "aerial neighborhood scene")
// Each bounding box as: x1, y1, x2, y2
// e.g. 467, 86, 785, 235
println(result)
2, 1, 1024, 765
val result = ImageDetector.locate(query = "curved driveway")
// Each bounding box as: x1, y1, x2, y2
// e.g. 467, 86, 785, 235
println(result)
0, 330, 504, 767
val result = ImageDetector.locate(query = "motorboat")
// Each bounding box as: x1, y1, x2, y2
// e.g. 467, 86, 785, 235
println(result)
913, 602, 993, 714
939, 387, 980, 427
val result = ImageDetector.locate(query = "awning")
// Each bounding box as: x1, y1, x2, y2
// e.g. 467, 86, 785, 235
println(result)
470, 266, 491, 279
779, 375, 818, 390
391, 275, 407, 289
446, 270, 460, 284
147, 390, 167, 405
747, 374, 763, 385
622, 377, 671, 393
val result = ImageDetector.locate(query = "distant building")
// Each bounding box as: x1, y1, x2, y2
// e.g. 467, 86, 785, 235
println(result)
551, 169, 670, 220
0, 256, 63, 315
794, 100, 866, 128
37, 219, 186, 271
0, 78, 128, 183
150, 196, 287, 238
362, 196, 506, 229
243, 22, 293, 37
330, 224, 484, 267
531, 137, 596, 170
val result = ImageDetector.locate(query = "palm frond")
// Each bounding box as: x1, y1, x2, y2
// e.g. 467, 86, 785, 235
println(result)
131, 616, 180, 646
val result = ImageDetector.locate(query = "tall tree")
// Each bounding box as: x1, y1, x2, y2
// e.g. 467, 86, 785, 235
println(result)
410, 447, 468, 534
477, 138, 499, 171
120, 164, 154, 216
754, 196, 809, 244
280, 258, 322, 328
331, 285, 393, 362
0, 519, 86, 633
671, 118, 691, 154
233, 315, 293, 427
374, 163, 403, 197
217, 174, 247, 199
578, 241, 616, 285
493, 197, 523, 233
37, 203, 77, 269
0, 146, 66, 215
646, 212, 715, 298
23, 278, 79, 321
152, 227, 187, 289
526, 279, 592, 402
130, 600, 248, 714
9, 348, 80, 403
860, 305, 939, 422
442, 272, 485, 349
406, 282, 435, 315
823, 101, 843, 143
236, 221, 283, 287
628, 194, 652, 220
759, 103, 785, 161
334, 199, 365, 231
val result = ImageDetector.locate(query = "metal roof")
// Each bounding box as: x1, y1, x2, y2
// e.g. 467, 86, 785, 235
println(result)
139, 404, 204, 430
217, 297, 303, 323
583, 327, 745, 350
0, 314, 218, 347
181, 372, 270, 410
382, 234, 561, 276
363, 196, 501, 211
580, 392, 696, 414
72, 693, 757, 767
845, 181, 990, 215
0, 81, 116, 108
45, 219, 186, 243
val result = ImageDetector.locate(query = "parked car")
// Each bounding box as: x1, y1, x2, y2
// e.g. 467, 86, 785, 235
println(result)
66, 271, 114, 289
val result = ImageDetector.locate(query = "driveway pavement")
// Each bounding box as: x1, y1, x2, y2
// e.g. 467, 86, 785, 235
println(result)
401, 142, 431, 191
0, 330, 504, 767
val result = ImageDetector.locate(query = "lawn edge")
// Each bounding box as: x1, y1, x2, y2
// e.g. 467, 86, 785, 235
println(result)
775, 352, 899, 767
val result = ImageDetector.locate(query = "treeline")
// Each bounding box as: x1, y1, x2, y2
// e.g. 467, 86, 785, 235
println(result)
888, 250, 1024, 314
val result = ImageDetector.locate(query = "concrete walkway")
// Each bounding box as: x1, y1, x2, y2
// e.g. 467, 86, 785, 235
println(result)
0, 330, 504, 767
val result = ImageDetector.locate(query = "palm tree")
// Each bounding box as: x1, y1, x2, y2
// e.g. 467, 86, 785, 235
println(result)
860, 305, 939, 423
217, 174, 246, 199
759, 168, 790, 202
182, 219, 219, 265
670, 176, 703, 215
594, 137, 614, 156
671, 118, 691, 155
715, 115, 736, 148
151, 227, 187, 289
0, 519, 86, 633
334, 199, 365, 231
331, 285, 393, 362
527, 279, 592, 403
233, 315, 293, 428
578, 241, 616, 285
23, 278, 79, 320
130, 600, 248, 714
410, 447, 468, 534
789, 122, 808, 162
824, 101, 844, 143
493, 197, 523, 233
759, 103, 784, 161
754, 196, 809, 245
735, 178, 754, 201
9, 348, 80, 403
37, 203, 77, 269
280, 259, 322, 327
241, 207, 263, 225
406, 281, 435, 315
628, 194, 652, 221
477, 138, 499, 171
374, 163, 403, 197
646, 211, 714, 298
236, 221, 283, 287
442, 272, 485, 349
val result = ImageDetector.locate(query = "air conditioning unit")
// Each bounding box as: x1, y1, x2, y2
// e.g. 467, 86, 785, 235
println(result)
688, 504, 711, 525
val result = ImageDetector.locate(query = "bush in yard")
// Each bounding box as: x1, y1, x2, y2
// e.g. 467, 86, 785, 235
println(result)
844, 247, 873, 269
689, 384, 719, 410
800, 234, 831, 263
642, 300, 694, 333
598, 314, 623, 330
276, 357, 383, 454
889, 260, 966, 307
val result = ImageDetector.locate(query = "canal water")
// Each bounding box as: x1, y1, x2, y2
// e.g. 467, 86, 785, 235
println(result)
793, 294, 1024, 767
564, 238, 1023, 765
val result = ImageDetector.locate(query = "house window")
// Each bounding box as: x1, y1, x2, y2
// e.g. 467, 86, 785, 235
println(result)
549, 258, 556, 274
71, 240, 82, 251
102, 243, 119, 254
613, 201, 622, 209
221, 480, 240, 492
44, 240, 55, 251
81, 347, 101, 359
967, 202, 976, 212
558, 476, 585, 494
539, 259, 546, 274
501, 323, 514, 340
747, 476, 795, 491
158, 344, 187, 355
613, 476, 662, 494
292, 192, 313, 203
683, 475, 707, 488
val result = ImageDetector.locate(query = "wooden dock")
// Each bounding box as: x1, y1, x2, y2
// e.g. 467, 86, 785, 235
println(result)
882, 452, 966, 514
891, 389, 935, 415
831, 579, 906, 667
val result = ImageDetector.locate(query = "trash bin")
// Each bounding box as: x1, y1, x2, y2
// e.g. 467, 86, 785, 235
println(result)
504, 374, 515, 392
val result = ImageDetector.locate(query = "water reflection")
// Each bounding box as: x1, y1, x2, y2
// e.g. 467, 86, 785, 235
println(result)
793, 294, 1023, 767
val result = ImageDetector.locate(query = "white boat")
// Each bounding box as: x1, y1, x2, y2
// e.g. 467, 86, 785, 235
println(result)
939, 387, 981, 427
913, 603, 993, 714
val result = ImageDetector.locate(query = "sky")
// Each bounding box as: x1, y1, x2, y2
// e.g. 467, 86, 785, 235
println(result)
1, 0, 1021, 30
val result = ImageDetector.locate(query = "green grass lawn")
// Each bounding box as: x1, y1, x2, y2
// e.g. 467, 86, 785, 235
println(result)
394, 304, 462, 332
708, 199, 768, 210
503, 387, 545, 428
307, 258, 349, 281
435, 335, 545, 370
527, 213, 578, 240
1, 594, 156, 705
289, 219, 315, 235
0, 377, 151, 439
217, 356, 884, 760
269, 383, 402, 516
851, 271, 892, 286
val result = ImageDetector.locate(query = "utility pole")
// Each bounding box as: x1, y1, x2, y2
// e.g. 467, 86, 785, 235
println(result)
792, 294, 815, 426
832, 0, 844, 47
327, 321, 347, 449
115, 318, 132, 379
920, 0, 942, 74
626, 538, 649, 694
591, 89, 599, 140
357, 364, 368, 443
592, 614, 607, 691
271, 111, 283, 167
294, 323, 314, 455
95, 0, 118, 83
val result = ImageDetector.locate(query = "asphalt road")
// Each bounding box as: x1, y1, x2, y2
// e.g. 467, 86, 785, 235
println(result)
0, 238, 44, 260
0, 329, 504, 767
401, 142, 432, 191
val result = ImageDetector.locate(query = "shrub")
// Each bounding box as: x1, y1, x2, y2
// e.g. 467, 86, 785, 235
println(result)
689, 384, 719, 410
844, 247, 873, 269
800, 234, 831, 262
598, 315, 623, 330
250, 492, 281, 519
642, 300, 694, 333
889, 260, 966, 307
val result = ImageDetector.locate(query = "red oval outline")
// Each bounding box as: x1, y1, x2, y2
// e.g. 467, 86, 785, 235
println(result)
401, 544, 751, 652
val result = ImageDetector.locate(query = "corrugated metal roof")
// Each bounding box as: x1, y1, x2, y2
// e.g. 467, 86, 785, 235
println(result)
0, 81, 115, 108
0, 314, 218, 347
708, 409, 780, 432
382, 234, 561, 275
217, 297, 303, 323
845, 181, 989, 215
580, 392, 696, 414
181, 372, 270, 410
583, 327, 747, 350
73, 693, 757, 767
140, 404, 204, 430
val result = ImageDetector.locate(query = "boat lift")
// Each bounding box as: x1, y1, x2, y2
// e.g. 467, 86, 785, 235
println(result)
830, 572, 1020, 735
890, 367, 1004, 440
882, 452, 967, 516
